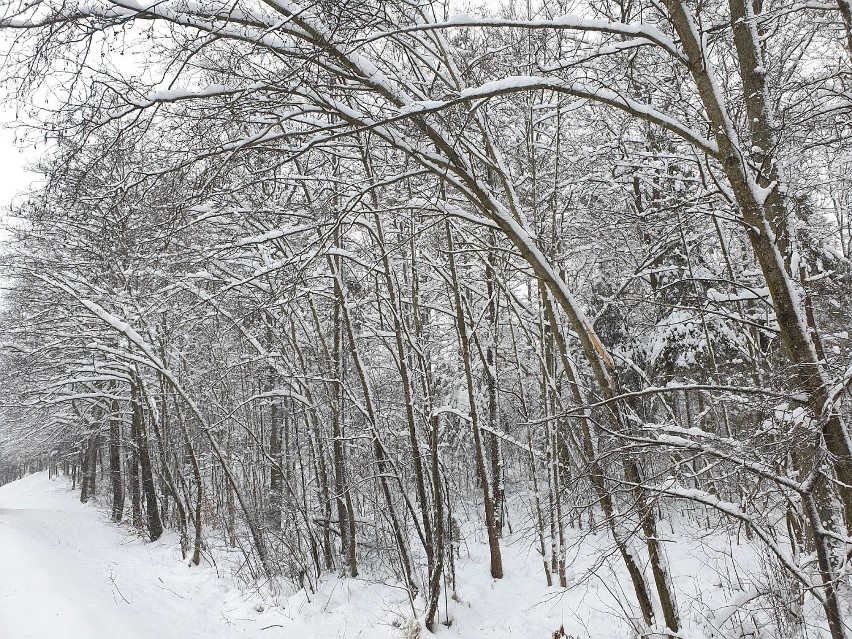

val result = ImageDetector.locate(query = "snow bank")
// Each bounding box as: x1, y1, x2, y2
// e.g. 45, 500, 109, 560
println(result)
1, 472, 790, 639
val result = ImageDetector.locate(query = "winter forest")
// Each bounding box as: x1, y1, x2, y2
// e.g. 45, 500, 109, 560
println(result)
0, 1, 851, 638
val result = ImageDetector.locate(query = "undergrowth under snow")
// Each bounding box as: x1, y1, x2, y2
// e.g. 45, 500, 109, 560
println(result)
0, 472, 817, 638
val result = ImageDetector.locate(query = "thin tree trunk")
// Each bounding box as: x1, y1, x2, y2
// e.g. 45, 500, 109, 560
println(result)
539, 284, 656, 627
289, 319, 334, 570
330, 250, 357, 578
328, 249, 418, 596
143, 370, 190, 558
373, 211, 435, 573
109, 398, 124, 523
837, 0, 852, 67
128, 427, 142, 529
81, 434, 98, 504
484, 243, 504, 536
265, 336, 284, 534
425, 412, 445, 632
132, 375, 163, 542
446, 220, 503, 579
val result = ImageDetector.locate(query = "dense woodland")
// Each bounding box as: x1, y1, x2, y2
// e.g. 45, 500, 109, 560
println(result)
1, 0, 851, 637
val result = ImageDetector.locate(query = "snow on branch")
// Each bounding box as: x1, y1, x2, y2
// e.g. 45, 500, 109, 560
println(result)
364, 14, 686, 63
456, 76, 719, 157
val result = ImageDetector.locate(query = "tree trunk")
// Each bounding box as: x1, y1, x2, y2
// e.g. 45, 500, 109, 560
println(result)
539, 285, 657, 627
446, 220, 503, 579
425, 412, 445, 632
668, 0, 852, 535
328, 248, 418, 596
132, 375, 163, 542
330, 248, 357, 578
80, 435, 98, 504
373, 211, 435, 571
109, 398, 124, 523
265, 351, 283, 534
836, 0, 852, 64
484, 244, 504, 536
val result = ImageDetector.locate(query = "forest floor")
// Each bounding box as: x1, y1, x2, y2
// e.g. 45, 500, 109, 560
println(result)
0, 472, 771, 639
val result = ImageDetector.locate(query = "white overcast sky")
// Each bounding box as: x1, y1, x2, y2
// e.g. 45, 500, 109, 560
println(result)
0, 132, 31, 208
0, 93, 37, 211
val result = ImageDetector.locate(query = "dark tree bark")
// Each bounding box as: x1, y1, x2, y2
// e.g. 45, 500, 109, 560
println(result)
484, 244, 504, 536
836, 0, 852, 65
109, 398, 124, 522
80, 435, 98, 504
132, 375, 163, 541
264, 338, 284, 534
425, 412, 445, 632
329, 229, 357, 578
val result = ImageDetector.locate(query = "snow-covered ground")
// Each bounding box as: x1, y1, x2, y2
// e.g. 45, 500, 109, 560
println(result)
0, 472, 274, 638
1, 472, 790, 639
0, 472, 621, 638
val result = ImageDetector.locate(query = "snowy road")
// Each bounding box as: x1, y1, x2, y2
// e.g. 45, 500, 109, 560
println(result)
0, 473, 261, 639
0, 472, 638, 639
